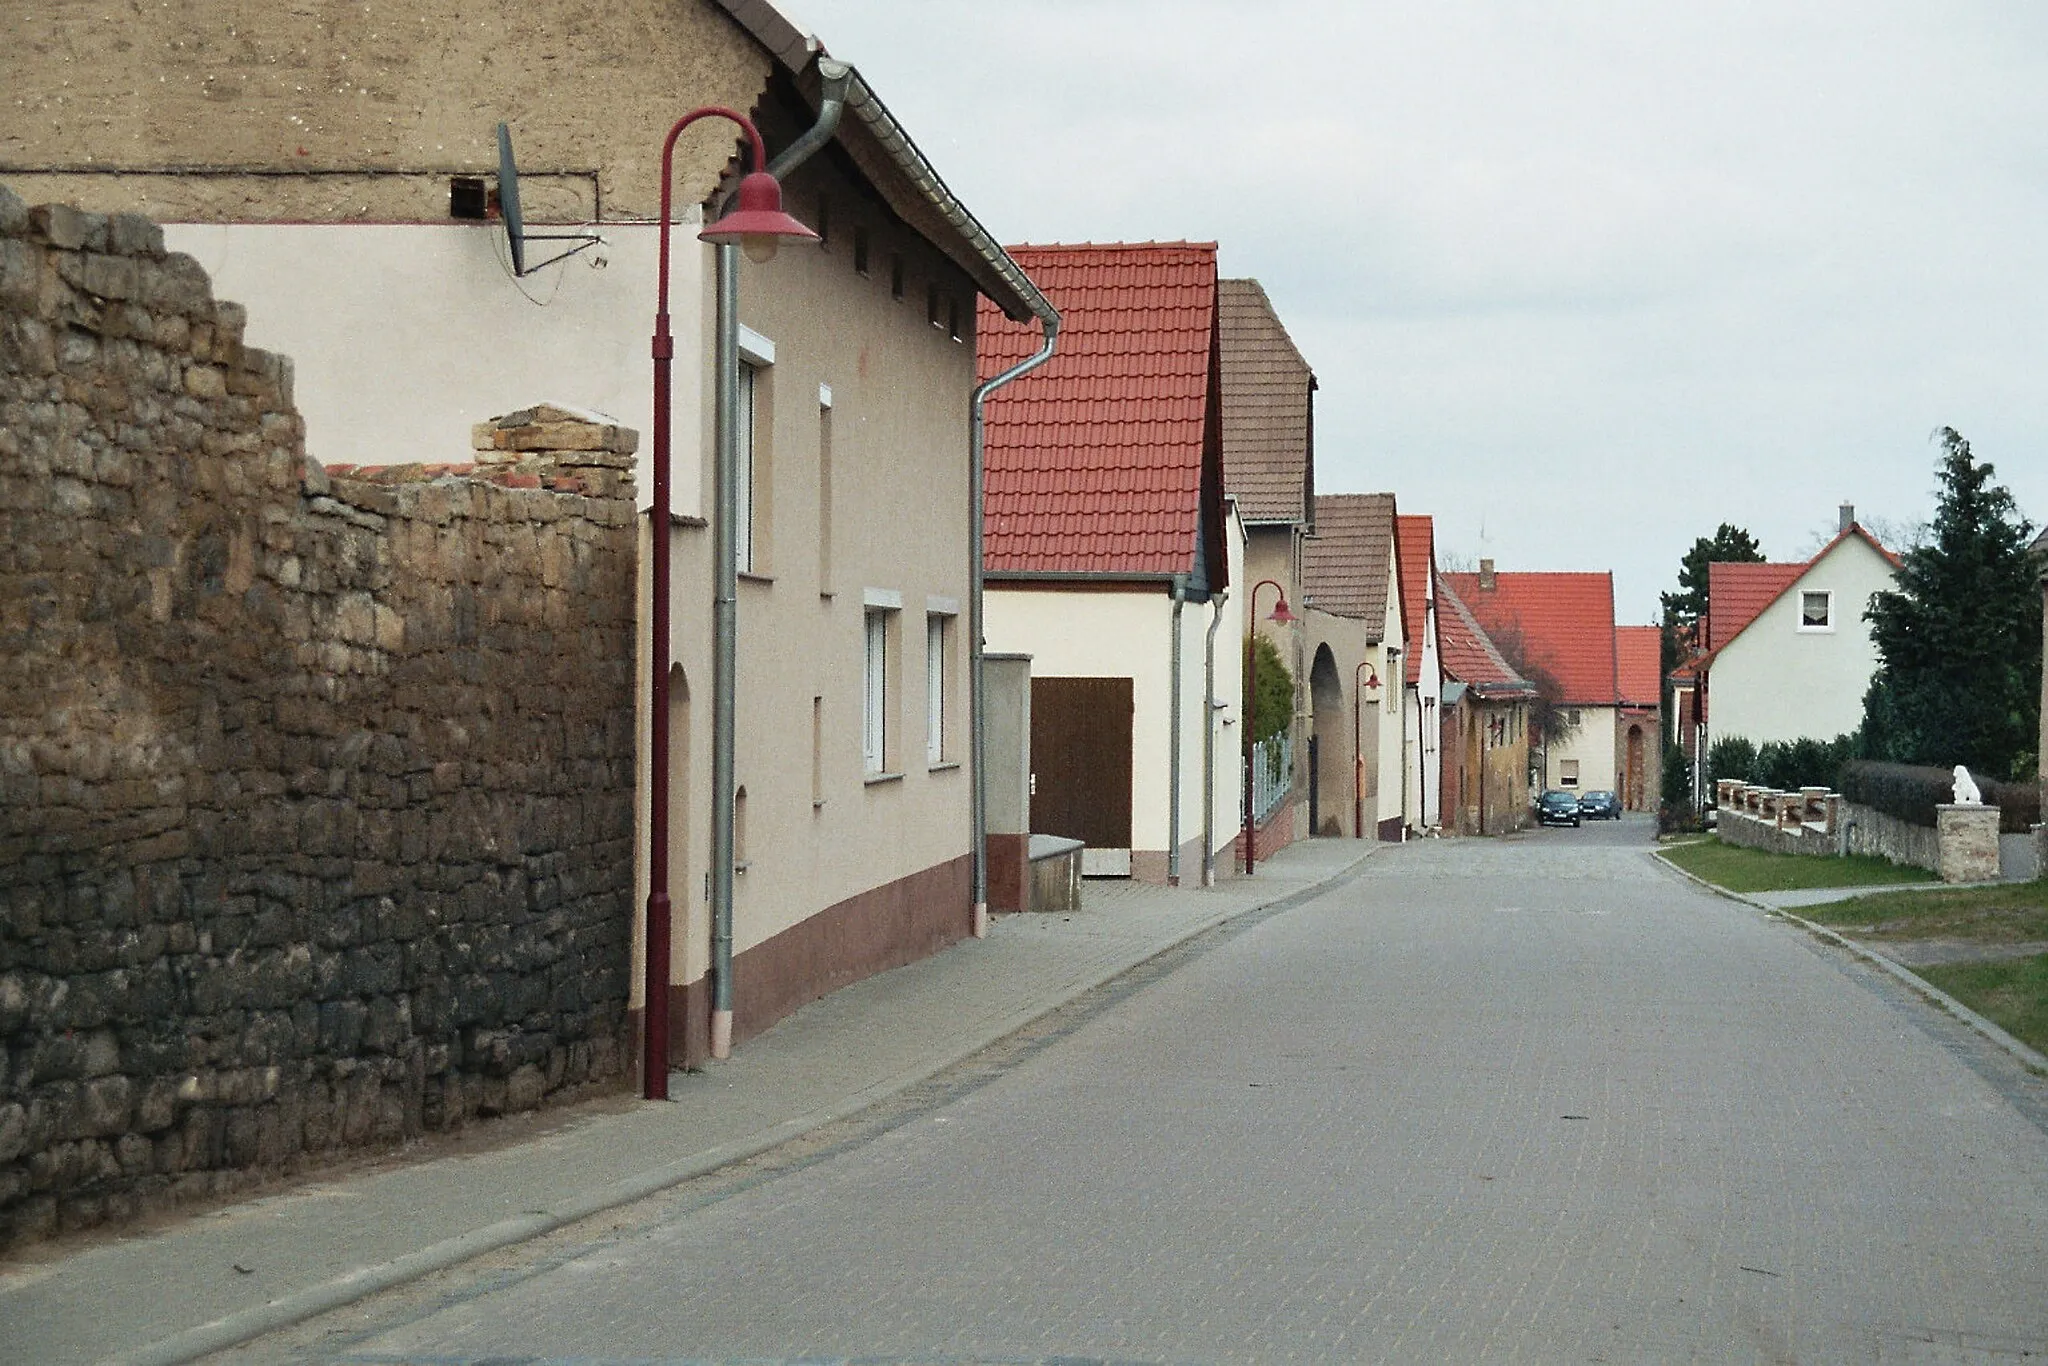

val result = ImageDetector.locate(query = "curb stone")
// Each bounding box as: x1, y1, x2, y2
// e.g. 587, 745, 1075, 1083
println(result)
1649, 850, 2048, 1077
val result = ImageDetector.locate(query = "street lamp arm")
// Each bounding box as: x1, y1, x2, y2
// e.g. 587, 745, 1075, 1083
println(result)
655, 107, 768, 321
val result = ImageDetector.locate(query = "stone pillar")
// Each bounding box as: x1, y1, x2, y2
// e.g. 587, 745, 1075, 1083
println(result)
1936, 804, 2000, 884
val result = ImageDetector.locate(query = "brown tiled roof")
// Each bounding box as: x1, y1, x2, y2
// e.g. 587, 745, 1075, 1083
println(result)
1218, 278, 1314, 525
977, 243, 1219, 576
1302, 494, 1399, 637
1437, 578, 1533, 697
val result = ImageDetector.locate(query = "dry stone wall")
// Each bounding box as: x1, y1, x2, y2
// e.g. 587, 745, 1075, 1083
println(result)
0, 184, 639, 1249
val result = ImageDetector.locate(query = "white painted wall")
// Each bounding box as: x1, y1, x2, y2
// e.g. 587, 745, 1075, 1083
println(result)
1404, 584, 1443, 831
162, 219, 705, 513
986, 573, 1242, 871
1709, 535, 1897, 746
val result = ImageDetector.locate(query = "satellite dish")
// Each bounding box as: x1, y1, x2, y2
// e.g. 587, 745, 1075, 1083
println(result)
494, 122, 601, 277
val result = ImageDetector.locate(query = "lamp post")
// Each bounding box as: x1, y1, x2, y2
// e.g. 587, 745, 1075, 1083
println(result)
1241, 579, 1296, 875
645, 108, 817, 1101
1352, 661, 1381, 840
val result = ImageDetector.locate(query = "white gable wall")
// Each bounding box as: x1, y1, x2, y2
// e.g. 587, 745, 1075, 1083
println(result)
1709, 535, 1897, 746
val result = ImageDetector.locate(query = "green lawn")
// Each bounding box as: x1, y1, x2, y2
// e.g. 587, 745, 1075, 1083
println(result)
1655, 837, 1932, 894
1918, 954, 2048, 1057
1793, 879, 2048, 942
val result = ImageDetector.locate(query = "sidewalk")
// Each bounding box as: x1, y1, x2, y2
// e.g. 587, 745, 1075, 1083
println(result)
0, 837, 1373, 1366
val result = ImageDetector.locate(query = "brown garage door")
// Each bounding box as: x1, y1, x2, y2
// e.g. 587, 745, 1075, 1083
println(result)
1030, 676, 1133, 853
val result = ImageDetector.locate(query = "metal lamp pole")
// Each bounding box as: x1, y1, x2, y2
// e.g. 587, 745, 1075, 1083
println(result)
645, 108, 817, 1100
1241, 579, 1296, 876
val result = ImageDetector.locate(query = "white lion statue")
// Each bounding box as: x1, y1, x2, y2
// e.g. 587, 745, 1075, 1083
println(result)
1952, 765, 1983, 806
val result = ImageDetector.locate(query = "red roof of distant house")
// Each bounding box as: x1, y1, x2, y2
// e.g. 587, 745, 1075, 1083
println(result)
977, 243, 1220, 577
1616, 625, 1662, 708
1705, 524, 1898, 652
1436, 578, 1532, 697
1440, 570, 1619, 706
1396, 515, 1434, 686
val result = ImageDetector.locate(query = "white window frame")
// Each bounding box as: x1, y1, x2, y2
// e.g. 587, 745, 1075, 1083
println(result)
1797, 589, 1835, 632
734, 360, 758, 573
864, 608, 888, 775
1560, 758, 1581, 788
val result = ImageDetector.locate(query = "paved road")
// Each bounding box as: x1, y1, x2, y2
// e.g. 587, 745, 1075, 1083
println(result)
224, 824, 2048, 1363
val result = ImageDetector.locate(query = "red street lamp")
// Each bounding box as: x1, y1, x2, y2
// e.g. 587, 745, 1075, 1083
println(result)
1353, 661, 1382, 840
1242, 580, 1297, 876
645, 108, 818, 1101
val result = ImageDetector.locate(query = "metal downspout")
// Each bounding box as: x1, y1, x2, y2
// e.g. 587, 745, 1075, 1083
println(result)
970, 315, 1060, 934
708, 63, 849, 1062
1168, 575, 1188, 886
1203, 591, 1228, 886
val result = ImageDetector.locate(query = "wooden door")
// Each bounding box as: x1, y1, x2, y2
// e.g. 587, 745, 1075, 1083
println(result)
1030, 676, 1134, 869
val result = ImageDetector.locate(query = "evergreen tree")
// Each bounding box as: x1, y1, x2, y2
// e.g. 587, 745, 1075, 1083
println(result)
1860, 429, 2041, 778
1243, 634, 1295, 743
1660, 523, 1764, 674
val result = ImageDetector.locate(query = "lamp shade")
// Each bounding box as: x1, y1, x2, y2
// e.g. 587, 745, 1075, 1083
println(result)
1267, 595, 1298, 625
699, 171, 820, 249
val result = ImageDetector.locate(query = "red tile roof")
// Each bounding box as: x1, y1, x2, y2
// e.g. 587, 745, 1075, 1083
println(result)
1436, 578, 1533, 697
1707, 562, 1805, 651
1706, 524, 1900, 652
977, 243, 1220, 576
1615, 625, 1662, 707
1395, 515, 1434, 685
1440, 570, 1618, 706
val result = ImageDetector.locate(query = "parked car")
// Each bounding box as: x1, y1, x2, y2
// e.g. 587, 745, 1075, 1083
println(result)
1536, 790, 1582, 827
1576, 789, 1622, 820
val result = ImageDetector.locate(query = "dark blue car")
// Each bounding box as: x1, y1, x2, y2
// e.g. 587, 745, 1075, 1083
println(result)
1536, 790, 1582, 827
1576, 789, 1622, 820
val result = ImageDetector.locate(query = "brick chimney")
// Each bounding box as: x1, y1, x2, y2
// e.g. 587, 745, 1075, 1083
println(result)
1479, 558, 1496, 591
1839, 502, 1855, 533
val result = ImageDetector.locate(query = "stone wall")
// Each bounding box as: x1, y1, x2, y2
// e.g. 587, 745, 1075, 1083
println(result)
0, 186, 639, 1248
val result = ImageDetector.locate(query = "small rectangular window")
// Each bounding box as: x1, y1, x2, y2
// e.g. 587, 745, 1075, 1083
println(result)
928, 284, 943, 329
817, 397, 834, 594
853, 226, 870, 276
811, 696, 824, 806
1799, 591, 1833, 630
864, 609, 888, 774
947, 297, 962, 342
890, 254, 905, 301
735, 362, 758, 572
1560, 759, 1580, 788
926, 614, 948, 764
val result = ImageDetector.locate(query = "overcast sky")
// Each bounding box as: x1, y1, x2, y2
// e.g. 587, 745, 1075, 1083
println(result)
790, 0, 2046, 622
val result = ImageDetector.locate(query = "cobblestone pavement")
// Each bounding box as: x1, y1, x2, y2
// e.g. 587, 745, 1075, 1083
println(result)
223, 829, 2048, 1364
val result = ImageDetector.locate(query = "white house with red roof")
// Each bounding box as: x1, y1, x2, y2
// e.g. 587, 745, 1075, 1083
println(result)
978, 243, 1244, 884
1395, 516, 1445, 832
1698, 507, 1900, 748
1442, 563, 1621, 797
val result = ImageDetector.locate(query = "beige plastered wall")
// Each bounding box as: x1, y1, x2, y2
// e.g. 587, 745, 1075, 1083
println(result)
157, 221, 704, 511
639, 172, 984, 995
1243, 521, 1306, 822
2, 0, 766, 223
1297, 608, 1378, 839
1708, 535, 1896, 746
1402, 589, 1442, 831
1543, 705, 1619, 794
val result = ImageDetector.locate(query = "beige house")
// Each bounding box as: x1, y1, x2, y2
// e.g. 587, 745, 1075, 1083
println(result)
9, 0, 1056, 1068
1301, 494, 1410, 841
1218, 279, 1323, 843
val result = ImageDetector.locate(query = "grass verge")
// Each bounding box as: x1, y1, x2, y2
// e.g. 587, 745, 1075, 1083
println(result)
1793, 879, 2048, 942
1656, 837, 1931, 894
1917, 954, 2048, 1057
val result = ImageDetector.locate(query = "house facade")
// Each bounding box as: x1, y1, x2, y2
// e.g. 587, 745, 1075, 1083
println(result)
1218, 278, 1323, 845
1699, 516, 1899, 749
1615, 625, 1663, 811
1445, 563, 1620, 798
1396, 515, 1445, 832
1437, 578, 1536, 835
979, 244, 1243, 884
9, 0, 1056, 1068
1301, 494, 1409, 840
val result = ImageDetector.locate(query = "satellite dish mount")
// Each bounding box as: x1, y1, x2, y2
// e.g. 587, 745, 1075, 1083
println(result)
496, 123, 601, 277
